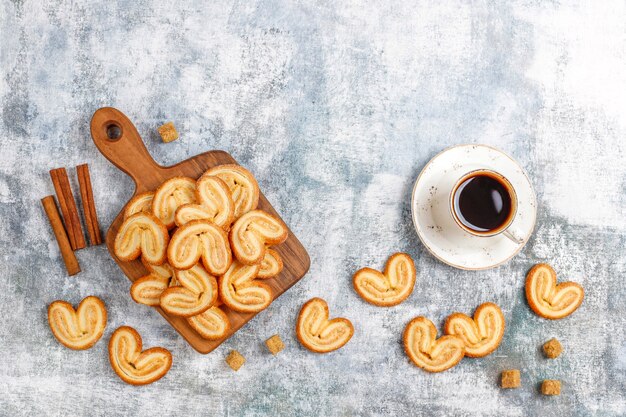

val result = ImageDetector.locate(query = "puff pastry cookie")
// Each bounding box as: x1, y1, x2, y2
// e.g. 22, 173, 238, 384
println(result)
142, 257, 175, 280
48, 296, 107, 350
187, 304, 230, 340
160, 264, 218, 317
152, 176, 197, 229
203, 164, 259, 218
218, 261, 272, 313
130, 276, 175, 306
353, 253, 416, 307
444, 302, 505, 358
257, 249, 284, 279
167, 220, 232, 274
403, 316, 465, 373
124, 192, 154, 219
230, 210, 288, 265
296, 298, 353, 353
194, 175, 235, 229
114, 212, 169, 264
108, 326, 172, 386
526, 263, 584, 320
130, 260, 178, 306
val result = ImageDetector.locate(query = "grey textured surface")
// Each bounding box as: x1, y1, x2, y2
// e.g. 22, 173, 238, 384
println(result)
1, 1, 625, 416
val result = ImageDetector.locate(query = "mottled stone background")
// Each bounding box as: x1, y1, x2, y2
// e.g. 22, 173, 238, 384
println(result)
1, 1, 625, 416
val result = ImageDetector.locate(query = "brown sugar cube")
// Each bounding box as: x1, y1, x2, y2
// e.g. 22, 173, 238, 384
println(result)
158, 122, 179, 143
541, 380, 561, 396
225, 350, 245, 371
265, 334, 285, 355
500, 370, 521, 389
543, 338, 563, 359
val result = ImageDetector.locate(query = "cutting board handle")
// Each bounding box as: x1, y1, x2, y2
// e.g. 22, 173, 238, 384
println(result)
90, 107, 163, 189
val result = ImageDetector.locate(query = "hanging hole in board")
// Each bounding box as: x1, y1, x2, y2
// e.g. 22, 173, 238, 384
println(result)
106, 123, 122, 141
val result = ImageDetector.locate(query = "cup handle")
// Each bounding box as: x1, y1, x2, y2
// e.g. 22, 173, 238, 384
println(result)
503, 227, 524, 244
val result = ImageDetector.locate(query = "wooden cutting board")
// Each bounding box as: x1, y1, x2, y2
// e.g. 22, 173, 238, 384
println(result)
90, 107, 310, 353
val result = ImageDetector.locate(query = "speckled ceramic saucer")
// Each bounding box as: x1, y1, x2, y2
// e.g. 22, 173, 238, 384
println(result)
411, 144, 537, 270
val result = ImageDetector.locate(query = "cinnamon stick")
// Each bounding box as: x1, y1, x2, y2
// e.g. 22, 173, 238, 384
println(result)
49, 167, 86, 250
76, 164, 102, 246
41, 196, 81, 276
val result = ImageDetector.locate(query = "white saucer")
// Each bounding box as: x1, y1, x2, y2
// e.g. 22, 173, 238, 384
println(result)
411, 144, 537, 270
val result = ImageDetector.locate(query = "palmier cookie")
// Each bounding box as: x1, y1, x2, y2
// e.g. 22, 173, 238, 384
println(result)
257, 249, 284, 279
444, 302, 505, 358
525, 263, 584, 320
108, 326, 172, 386
124, 192, 154, 219
218, 261, 272, 313
48, 296, 107, 350
187, 304, 230, 340
167, 220, 232, 275
130, 261, 178, 306
353, 253, 416, 307
152, 176, 197, 229
296, 298, 353, 353
160, 265, 218, 317
192, 175, 235, 229
114, 212, 169, 265
229, 210, 288, 265
203, 164, 259, 218
403, 316, 465, 373
142, 257, 175, 280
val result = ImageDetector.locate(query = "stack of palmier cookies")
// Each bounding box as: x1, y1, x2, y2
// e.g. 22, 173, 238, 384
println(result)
114, 164, 287, 342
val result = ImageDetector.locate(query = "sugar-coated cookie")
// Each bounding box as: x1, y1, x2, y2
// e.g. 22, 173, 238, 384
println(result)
257, 249, 284, 279
114, 212, 169, 264
187, 305, 230, 340
167, 220, 232, 274
229, 210, 288, 265
525, 263, 584, 320
160, 264, 218, 317
444, 302, 505, 358
108, 326, 172, 386
403, 316, 465, 373
296, 297, 353, 353
218, 261, 271, 313
203, 164, 259, 219
152, 176, 196, 229
353, 253, 416, 307
124, 192, 154, 219
48, 296, 107, 350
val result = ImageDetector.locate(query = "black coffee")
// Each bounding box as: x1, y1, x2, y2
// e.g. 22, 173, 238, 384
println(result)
454, 173, 512, 232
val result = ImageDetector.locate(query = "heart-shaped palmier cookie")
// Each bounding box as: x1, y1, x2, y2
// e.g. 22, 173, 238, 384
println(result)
167, 220, 232, 274
108, 326, 172, 386
191, 175, 235, 228
403, 316, 465, 373
229, 210, 288, 265
218, 261, 272, 313
152, 176, 197, 229
130, 260, 178, 306
48, 296, 107, 350
257, 248, 284, 279
353, 253, 416, 307
203, 164, 259, 218
525, 263, 584, 319
444, 302, 505, 358
124, 191, 154, 219
187, 304, 230, 340
114, 212, 169, 264
296, 297, 353, 353
160, 264, 218, 317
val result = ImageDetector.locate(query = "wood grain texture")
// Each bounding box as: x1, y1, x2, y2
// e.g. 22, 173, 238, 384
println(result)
90, 107, 310, 353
